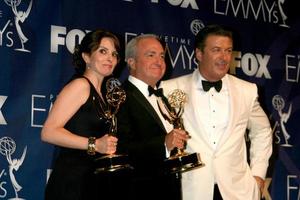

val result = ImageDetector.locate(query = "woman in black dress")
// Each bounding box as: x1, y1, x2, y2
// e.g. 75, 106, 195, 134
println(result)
41, 29, 126, 200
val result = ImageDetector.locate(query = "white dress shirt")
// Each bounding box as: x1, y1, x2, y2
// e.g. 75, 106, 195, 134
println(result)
195, 72, 230, 150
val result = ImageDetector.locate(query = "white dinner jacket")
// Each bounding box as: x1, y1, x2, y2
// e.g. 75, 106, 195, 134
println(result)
160, 69, 272, 200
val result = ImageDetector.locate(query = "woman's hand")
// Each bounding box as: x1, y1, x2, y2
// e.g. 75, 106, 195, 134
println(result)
96, 134, 118, 154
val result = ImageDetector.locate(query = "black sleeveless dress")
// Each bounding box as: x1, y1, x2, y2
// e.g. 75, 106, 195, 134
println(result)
45, 77, 129, 200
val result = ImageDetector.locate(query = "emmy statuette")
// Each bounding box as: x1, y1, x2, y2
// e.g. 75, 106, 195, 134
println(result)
93, 78, 133, 173
157, 89, 204, 174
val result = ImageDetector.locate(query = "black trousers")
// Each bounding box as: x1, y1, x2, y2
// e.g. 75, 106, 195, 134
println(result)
213, 184, 223, 200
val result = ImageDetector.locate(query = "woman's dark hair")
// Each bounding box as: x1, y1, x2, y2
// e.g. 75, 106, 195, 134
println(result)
72, 29, 121, 75
194, 24, 233, 51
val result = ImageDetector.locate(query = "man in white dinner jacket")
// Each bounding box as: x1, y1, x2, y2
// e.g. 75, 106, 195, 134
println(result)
160, 24, 272, 200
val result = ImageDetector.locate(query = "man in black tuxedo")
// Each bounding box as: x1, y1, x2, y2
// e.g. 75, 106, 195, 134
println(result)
116, 34, 190, 200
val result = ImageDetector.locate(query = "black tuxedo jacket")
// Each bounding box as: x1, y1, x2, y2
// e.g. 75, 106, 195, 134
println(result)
117, 80, 168, 176
116, 80, 181, 200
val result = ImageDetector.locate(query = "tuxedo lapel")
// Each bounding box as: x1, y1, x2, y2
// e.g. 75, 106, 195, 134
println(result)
187, 72, 214, 150
125, 81, 166, 132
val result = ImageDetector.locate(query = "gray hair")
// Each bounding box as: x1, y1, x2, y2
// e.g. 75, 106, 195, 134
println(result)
125, 34, 161, 62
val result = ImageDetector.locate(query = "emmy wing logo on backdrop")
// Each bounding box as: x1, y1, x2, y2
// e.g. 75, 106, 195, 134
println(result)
213, 0, 290, 28
272, 95, 293, 147
4, 0, 33, 52
0, 137, 27, 200
278, 0, 289, 28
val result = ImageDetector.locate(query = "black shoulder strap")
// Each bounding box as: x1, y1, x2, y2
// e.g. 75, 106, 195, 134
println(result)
80, 76, 98, 94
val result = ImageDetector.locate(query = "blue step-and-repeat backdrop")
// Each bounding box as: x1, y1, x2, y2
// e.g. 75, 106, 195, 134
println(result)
0, 0, 299, 199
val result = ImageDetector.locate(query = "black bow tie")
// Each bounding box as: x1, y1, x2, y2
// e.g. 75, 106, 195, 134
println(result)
202, 80, 222, 92
148, 86, 164, 97
148, 86, 172, 111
